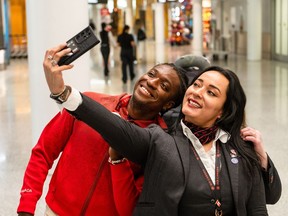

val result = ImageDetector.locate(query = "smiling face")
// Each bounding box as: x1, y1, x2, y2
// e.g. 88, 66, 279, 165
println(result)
182, 70, 229, 128
131, 64, 181, 115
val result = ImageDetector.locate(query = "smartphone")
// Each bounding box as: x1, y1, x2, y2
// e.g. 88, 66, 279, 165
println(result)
58, 26, 100, 66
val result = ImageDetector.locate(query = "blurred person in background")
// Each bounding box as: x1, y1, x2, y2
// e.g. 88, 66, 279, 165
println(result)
136, 20, 147, 63
117, 25, 135, 84
99, 22, 116, 77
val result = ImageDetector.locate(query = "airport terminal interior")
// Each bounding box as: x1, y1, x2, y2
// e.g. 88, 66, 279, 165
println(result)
1, 0, 288, 215
0, 39, 287, 215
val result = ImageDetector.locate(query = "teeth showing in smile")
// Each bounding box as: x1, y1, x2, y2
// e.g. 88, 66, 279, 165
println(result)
188, 99, 201, 108
141, 86, 153, 97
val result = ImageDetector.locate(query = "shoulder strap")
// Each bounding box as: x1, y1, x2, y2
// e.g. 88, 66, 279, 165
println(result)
80, 151, 109, 216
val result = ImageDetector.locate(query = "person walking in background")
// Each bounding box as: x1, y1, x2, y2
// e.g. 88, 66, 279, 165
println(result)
117, 25, 135, 84
89, 19, 96, 32
99, 22, 116, 77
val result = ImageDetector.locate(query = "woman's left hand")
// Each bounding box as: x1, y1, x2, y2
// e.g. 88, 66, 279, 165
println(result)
241, 127, 268, 170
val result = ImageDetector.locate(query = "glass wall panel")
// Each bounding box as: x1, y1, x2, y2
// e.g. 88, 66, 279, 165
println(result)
275, 0, 281, 54
281, 0, 287, 55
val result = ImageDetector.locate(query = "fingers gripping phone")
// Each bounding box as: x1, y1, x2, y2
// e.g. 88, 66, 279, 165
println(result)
58, 26, 100, 66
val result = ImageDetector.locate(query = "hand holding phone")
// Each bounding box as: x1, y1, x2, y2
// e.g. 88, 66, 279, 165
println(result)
58, 26, 100, 66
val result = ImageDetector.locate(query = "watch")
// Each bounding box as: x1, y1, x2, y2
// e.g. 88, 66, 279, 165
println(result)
50, 85, 72, 104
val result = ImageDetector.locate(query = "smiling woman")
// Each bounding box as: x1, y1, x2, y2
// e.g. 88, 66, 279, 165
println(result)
182, 70, 229, 128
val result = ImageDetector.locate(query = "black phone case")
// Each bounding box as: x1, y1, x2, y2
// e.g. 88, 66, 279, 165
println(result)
58, 26, 100, 66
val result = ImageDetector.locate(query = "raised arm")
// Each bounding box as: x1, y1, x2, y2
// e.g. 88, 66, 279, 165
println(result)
43, 44, 150, 165
69, 92, 150, 164
241, 127, 282, 204
43, 44, 74, 95
246, 162, 268, 215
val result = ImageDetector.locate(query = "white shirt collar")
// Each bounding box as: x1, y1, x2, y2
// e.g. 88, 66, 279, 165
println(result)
180, 120, 230, 185
180, 120, 230, 144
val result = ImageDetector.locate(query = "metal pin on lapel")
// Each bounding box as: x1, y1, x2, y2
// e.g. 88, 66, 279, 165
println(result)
230, 149, 238, 164
231, 157, 239, 164
230, 149, 237, 157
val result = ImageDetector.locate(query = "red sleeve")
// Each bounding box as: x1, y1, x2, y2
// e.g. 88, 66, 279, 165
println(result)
17, 110, 75, 214
110, 160, 144, 216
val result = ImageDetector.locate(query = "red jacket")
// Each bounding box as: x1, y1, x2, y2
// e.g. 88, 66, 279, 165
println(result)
17, 92, 167, 216
110, 160, 144, 216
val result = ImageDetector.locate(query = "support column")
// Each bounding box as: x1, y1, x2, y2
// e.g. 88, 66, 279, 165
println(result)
26, 0, 90, 143
90, 4, 102, 36
125, 0, 133, 28
153, 3, 165, 44
145, 0, 154, 39
192, 0, 203, 55
247, 0, 262, 60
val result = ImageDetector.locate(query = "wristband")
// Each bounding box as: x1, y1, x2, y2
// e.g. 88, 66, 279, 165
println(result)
50, 85, 72, 104
108, 157, 126, 165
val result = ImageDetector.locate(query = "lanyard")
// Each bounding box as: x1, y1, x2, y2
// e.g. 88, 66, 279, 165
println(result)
190, 141, 223, 216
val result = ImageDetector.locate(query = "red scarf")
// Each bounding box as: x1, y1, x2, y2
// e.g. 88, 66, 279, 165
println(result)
183, 120, 218, 145
115, 95, 167, 129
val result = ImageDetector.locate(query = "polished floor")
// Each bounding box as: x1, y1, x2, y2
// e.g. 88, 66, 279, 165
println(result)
0, 40, 287, 215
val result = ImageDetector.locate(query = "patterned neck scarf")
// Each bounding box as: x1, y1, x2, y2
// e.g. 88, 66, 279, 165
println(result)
183, 120, 218, 145
115, 94, 167, 129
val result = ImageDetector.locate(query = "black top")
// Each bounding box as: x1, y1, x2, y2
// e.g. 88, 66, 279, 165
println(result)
137, 29, 146, 41
117, 32, 134, 49
178, 145, 235, 216
100, 30, 109, 46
